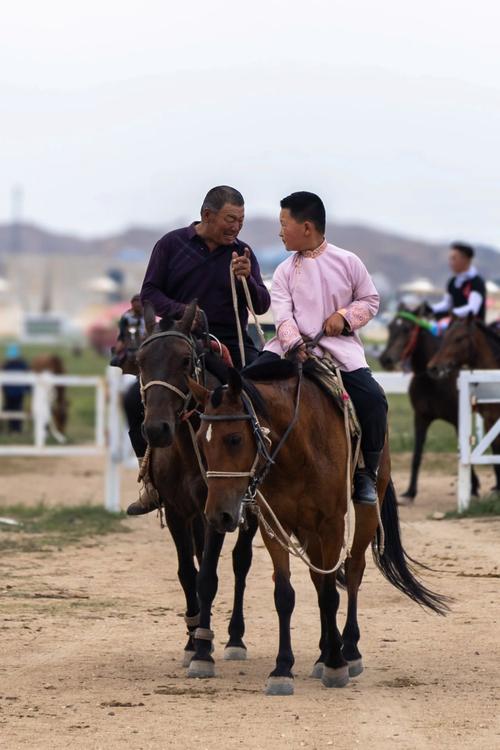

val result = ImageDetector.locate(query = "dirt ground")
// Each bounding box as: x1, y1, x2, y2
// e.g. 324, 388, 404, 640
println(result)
1, 456, 499, 750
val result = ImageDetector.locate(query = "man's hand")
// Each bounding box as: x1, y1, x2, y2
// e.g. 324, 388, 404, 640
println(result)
324, 312, 347, 337
232, 247, 252, 280
191, 306, 205, 333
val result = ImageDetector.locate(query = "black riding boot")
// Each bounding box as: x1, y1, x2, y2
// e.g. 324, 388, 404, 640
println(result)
353, 451, 383, 505
126, 457, 160, 516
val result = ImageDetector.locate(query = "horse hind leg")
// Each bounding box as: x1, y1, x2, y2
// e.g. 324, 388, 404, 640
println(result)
225, 511, 258, 661
317, 524, 350, 689
305, 534, 329, 679
341, 554, 366, 678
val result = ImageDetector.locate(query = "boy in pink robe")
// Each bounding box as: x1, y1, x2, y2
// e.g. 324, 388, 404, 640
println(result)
262, 191, 388, 504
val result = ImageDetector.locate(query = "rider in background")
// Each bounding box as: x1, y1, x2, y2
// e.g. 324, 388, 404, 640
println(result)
115, 294, 145, 355
431, 242, 487, 321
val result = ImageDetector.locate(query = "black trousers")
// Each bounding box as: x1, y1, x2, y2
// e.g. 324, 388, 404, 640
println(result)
340, 368, 388, 455
244, 353, 388, 456
122, 338, 259, 459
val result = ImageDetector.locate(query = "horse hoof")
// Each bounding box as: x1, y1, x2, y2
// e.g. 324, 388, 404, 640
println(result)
187, 659, 215, 678
310, 662, 324, 679
265, 677, 294, 696
347, 658, 364, 678
321, 665, 349, 688
224, 646, 247, 661
182, 650, 195, 668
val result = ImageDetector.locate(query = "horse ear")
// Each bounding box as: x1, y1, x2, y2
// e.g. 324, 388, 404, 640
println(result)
397, 301, 407, 311
187, 377, 210, 407
227, 368, 243, 400
143, 301, 157, 335
177, 300, 198, 335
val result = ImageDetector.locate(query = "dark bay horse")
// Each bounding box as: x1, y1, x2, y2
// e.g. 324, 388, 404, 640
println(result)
379, 304, 480, 500
428, 316, 500, 491
189, 365, 449, 695
134, 301, 259, 673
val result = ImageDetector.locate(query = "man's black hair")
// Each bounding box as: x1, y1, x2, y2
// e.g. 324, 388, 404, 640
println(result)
201, 186, 244, 213
451, 241, 474, 259
280, 191, 326, 234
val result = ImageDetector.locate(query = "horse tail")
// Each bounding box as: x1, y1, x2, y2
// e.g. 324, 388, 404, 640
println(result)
372, 479, 451, 615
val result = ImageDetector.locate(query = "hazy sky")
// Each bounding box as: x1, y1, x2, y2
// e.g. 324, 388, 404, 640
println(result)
2, 1, 500, 245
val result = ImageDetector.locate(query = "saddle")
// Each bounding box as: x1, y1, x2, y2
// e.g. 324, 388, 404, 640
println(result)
303, 356, 361, 440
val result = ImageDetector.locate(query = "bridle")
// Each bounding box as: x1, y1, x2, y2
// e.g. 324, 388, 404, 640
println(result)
138, 330, 204, 418
200, 369, 302, 505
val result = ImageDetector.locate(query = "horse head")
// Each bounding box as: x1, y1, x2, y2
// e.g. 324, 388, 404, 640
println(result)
189, 369, 263, 534
428, 314, 498, 378
137, 300, 199, 448
379, 303, 432, 370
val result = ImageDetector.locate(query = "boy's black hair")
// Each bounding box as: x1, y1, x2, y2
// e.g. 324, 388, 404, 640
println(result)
280, 191, 326, 234
450, 241, 474, 259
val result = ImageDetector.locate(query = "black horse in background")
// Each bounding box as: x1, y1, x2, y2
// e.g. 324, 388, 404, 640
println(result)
379, 304, 480, 501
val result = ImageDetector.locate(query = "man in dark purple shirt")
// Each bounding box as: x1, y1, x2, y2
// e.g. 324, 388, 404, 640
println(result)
127, 185, 270, 516
140, 185, 270, 368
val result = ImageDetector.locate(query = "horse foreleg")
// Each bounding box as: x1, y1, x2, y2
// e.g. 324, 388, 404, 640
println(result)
401, 414, 430, 500
260, 529, 295, 696
188, 525, 225, 678
165, 511, 200, 667
225, 511, 258, 660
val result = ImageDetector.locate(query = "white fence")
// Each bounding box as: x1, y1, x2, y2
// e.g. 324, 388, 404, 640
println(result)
458, 370, 500, 512
0, 371, 105, 455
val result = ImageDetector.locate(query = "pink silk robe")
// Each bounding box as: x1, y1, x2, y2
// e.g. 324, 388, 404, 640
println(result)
264, 241, 379, 372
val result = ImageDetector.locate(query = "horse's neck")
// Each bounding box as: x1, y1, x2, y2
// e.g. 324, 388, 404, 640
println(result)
411, 329, 438, 373
472, 330, 498, 369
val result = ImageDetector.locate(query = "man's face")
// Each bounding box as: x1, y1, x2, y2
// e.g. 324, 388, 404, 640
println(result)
279, 208, 308, 252
449, 249, 470, 275
203, 203, 244, 246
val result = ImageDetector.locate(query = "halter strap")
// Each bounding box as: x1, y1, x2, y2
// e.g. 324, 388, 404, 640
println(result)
139, 330, 195, 351
140, 379, 190, 402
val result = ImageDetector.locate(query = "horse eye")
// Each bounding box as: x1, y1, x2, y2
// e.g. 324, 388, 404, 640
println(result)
182, 356, 191, 368
224, 434, 242, 447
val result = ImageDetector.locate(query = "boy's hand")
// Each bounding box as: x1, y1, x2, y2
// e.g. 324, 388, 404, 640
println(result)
324, 312, 347, 337
232, 247, 252, 279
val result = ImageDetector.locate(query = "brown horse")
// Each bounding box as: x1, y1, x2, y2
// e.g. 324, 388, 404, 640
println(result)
31, 354, 69, 439
131, 301, 259, 671
189, 364, 449, 695
428, 316, 500, 491
380, 304, 480, 499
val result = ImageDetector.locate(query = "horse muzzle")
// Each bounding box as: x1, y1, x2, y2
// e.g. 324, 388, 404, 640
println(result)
206, 502, 241, 534
143, 419, 174, 448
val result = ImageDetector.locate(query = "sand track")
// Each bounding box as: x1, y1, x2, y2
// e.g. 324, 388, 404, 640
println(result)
1, 457, 499, 749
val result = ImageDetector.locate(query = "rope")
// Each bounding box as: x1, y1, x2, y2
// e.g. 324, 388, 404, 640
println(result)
230, 264, 266, 368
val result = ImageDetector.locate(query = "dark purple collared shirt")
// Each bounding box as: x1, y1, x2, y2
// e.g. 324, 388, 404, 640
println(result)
140, 224, 270, 335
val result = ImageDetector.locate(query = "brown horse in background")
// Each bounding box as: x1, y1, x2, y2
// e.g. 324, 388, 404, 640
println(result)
379, 304, 480, 500
31, 354, 69, 440
428, 316, 500, 491
189, 365, 448, 695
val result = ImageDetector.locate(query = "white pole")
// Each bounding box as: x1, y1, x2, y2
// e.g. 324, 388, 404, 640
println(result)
105, 366, 122, 513
457, 371, 472, 513
95, 378, 105, 449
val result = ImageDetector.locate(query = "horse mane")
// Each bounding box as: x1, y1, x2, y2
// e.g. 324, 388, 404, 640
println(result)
210, 379, 269, 420
476, 320, 500, 362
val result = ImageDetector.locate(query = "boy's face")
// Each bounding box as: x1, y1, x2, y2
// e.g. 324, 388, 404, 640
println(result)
279, 209, 310, 252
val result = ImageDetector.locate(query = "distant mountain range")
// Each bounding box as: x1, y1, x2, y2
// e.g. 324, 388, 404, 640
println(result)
1, 219, 498, 287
